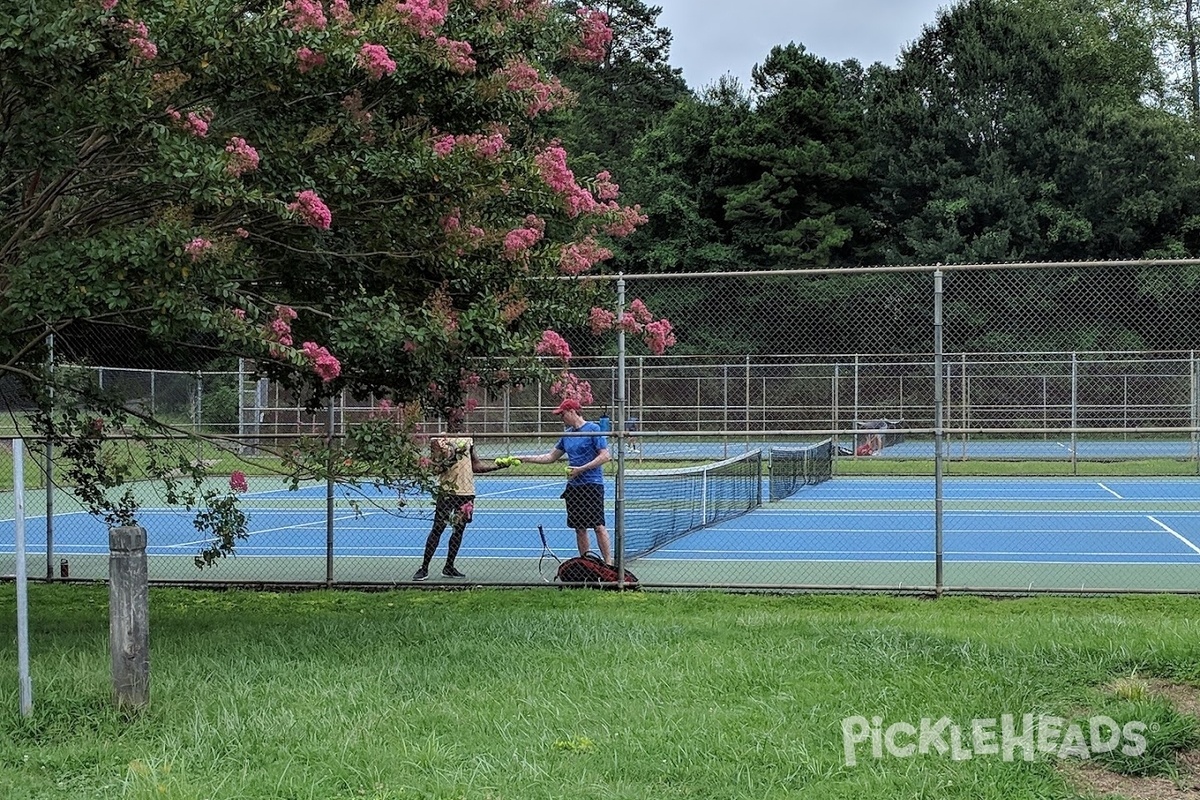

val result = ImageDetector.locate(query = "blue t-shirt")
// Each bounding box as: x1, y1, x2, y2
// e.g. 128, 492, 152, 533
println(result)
557, 421, 607, 485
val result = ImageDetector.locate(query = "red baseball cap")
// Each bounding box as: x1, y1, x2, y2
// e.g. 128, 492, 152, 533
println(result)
552, 398, 581, 415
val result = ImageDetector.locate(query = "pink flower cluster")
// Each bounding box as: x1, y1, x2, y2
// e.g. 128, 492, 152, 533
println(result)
535, 144, 597, 217
101, 0, 118, 9
559, 236, 612, 275
288, 190, 332, 230
568, 8, 612, 62
435, 37, 476, 74
358, 43, 396, 79
594, 171, 619, 201
496, 58, 572, 117
588, 307, 615, 334
457, 501, 474, 521
267, 305, 297, 349
551, 372, 593, 406
296, 47, 326, 73
285, 0, 327, 31
165, 107, 211, 138
603, 204, 647, 237
396, 0, 448, 37
535, 146, 645, 236
122, 19, 157, 64
302, 341, 342, 382
502, 215, 544, 260
588, 299, 676, 354
229, 470, 248, 493
440, 210, 486, 252
535, 329, 572, 362
329, 0, 354, 24
622, 298, 653, 331
224, 137, 260, 177
432, 129, 508, 159
184, 237, 212, 261
643, 319, 677, 355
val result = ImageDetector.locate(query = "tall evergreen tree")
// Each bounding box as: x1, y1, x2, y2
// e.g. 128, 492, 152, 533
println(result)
721, 44, 878, 268
869, 0, 1200, 349
552, 0, 689, 175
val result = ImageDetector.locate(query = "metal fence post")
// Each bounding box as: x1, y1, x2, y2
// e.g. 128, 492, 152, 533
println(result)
326, 402, 335, 586
1192, 350, 1198, 471
933, 269, 945, 597
15, 439, 32, 716
1071, 352, 1079, 475
45, 333, 54, 581
615, 276, 627, 585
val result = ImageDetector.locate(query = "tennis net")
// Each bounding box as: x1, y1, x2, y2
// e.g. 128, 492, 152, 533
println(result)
622, 450, 763, 559
768, 439, 834, 501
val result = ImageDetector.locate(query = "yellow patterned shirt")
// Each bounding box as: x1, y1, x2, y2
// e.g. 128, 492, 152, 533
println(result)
433, 437, 475, 496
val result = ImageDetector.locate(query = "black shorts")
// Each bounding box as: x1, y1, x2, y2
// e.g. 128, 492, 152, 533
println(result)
434, 494, 474, 526
562, 483, 605, 529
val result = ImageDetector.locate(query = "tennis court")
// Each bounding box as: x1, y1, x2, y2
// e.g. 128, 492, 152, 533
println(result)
2, 442, 1198, 591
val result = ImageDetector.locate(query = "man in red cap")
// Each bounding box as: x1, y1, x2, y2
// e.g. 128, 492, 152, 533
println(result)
522, 398, 612, 564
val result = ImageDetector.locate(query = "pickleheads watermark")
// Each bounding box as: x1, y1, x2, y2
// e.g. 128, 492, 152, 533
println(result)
841, 714, 1148, 766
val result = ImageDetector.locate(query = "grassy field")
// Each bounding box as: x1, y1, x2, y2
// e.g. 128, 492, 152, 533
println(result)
1, 586, 1198, 799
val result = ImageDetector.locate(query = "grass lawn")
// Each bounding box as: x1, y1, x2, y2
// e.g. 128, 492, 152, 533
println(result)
1, 586, 1198, 799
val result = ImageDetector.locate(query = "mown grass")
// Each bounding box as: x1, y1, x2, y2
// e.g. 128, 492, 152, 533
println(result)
1, 587, 1198, 799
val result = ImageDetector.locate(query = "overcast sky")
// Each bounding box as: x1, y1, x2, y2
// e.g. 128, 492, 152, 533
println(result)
651, 0, 954, 91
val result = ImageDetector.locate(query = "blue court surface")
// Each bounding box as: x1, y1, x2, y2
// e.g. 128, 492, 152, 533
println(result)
4, 476, 1200, 577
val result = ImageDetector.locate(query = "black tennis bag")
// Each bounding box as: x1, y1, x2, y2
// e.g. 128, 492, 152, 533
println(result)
556, 553, 639, 590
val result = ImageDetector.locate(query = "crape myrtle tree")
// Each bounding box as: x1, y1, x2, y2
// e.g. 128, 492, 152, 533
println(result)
0, 0, 674, 563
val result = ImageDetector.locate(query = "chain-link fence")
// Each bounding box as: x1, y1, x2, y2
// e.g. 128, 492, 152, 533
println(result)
4, 261, 1200, 593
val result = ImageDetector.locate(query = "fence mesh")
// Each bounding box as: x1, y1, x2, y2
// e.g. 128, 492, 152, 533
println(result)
4, 262, 1200, 593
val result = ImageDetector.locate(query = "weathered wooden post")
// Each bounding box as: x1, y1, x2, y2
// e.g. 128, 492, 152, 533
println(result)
109, 525, 149, 711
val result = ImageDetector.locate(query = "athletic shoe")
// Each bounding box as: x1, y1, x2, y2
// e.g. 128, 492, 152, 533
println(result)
412, 566, 429, 581
442, 565, 466, 578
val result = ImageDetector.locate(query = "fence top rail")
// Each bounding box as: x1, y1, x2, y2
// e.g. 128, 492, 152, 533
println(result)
550, 350, 1200, 364
575, 258, 1200, 282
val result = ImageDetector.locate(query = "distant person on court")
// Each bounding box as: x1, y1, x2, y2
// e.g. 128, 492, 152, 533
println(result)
522, 399, 613, 565
625, 414, 639, 452
413, 434, 508, 581
855, 420, 885, 456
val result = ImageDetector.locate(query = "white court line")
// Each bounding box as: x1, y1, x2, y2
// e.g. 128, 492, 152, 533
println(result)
1097, 482, 1123, 499
1147, 516, 1200, 556
477, 481, 563, 498
163, 510, 379, 549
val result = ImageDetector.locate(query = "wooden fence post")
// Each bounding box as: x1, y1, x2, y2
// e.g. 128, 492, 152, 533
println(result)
109, 525, 149, 711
